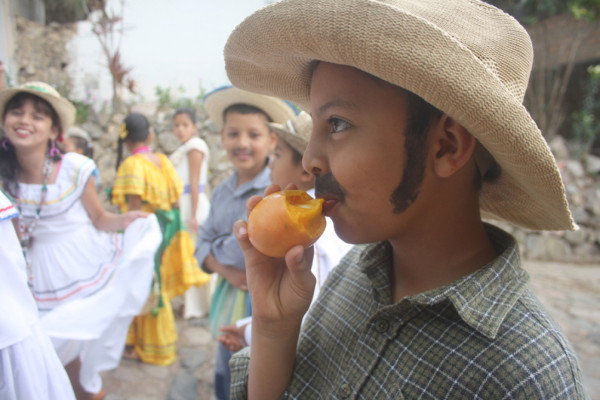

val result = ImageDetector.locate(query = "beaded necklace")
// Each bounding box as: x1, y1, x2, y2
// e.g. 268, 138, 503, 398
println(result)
16, 156, 52, 281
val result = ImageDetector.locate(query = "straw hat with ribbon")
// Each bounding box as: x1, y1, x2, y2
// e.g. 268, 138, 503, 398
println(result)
267, 111, 312, 155
224, 0, 576, 231
203, 85, 298, 130
0, 81, 76, 136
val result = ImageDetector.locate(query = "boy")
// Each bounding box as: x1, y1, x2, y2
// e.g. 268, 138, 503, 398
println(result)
223, 0, 590, 399
217, 111, 352, 352
194, 85, 296, 400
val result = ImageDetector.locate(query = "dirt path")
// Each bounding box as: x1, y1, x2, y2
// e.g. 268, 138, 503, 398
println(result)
524, 261, 600, 399
101, 261, 600, 399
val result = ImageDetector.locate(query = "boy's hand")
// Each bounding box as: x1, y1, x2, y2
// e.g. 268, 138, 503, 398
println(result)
187, 216, 199, 234
218, 324, 247, 352
222, 266, 248, 291
234, 184, 316, 332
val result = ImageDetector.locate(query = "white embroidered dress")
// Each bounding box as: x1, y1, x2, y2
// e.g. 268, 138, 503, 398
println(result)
16, 153, 161, 394
0, 192, 76, 400
169, 136, 212, 318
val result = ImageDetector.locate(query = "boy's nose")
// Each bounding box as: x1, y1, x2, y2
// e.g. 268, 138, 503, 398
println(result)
237, 133, 251, 148
303, 131, 328, 177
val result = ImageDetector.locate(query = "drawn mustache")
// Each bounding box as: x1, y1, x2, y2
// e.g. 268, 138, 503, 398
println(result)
315, 172, 345, 200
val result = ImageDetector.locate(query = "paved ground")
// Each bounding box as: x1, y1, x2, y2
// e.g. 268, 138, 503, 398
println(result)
101, 261, 600, 400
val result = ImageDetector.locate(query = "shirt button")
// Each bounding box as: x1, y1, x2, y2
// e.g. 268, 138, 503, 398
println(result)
340, 383, 352, 398
375, 318, 390, 333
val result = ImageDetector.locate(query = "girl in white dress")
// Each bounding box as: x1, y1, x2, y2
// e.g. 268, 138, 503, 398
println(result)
0, 190, 76, 400
0, 82, 161, 400
169, 107, 212, 318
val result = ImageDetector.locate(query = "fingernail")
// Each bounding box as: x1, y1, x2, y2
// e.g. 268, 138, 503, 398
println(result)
238, 226, 247, 236
295, 252, 304, 264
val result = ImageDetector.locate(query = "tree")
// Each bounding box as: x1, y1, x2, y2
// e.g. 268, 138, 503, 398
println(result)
488, 0, 600, 141
88, 0, 135, 113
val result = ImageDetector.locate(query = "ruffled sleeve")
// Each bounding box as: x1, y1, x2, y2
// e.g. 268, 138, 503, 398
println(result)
0, 190, 18, 221
187, 137, 210, 162
112, 155, 148, 213
17, 153, 97, 218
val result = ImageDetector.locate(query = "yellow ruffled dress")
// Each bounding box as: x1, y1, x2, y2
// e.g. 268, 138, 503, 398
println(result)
112, 153, 210, 365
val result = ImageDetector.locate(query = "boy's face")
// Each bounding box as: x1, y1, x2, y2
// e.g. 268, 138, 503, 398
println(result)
221, 111, 275, 178
269, 136, 309, 188
306, 62, 431, 244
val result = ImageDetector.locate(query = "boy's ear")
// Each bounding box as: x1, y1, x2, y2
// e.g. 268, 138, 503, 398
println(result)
431, 115, 477, 178
268, 131, 277, 151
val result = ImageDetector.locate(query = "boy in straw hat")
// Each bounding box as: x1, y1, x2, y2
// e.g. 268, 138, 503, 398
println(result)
195, 85, 297, 400
224, 0, 589, 399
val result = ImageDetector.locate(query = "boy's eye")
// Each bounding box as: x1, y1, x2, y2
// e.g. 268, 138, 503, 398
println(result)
226, 131, 239, 138
328, 117, 351, 133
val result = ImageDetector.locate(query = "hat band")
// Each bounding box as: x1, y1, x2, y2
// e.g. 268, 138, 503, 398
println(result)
23, 83, 53, 94
286, 120, 297, 135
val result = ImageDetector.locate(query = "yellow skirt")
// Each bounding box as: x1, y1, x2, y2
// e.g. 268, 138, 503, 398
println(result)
126, 294, 177, 366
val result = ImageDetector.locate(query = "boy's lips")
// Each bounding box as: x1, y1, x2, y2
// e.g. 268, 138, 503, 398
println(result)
317, 196, 340, 216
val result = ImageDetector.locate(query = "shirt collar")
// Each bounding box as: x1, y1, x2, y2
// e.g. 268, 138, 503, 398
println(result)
360, 224, 528, 340
226, 166, 272, 198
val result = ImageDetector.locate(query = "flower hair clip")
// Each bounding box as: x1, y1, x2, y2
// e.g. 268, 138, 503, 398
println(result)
119, 123, 128, 140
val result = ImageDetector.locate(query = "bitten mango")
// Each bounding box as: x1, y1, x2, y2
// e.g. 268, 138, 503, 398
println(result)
247, 190, 326, 258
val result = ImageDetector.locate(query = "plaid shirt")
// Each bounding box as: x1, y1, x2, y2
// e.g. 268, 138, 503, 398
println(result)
230, 225, 590, 399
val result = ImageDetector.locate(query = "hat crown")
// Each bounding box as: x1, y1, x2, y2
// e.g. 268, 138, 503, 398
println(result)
380, 0, 532, 102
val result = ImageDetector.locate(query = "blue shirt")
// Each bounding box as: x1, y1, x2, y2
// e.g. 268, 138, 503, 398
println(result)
195, 166, 271, 271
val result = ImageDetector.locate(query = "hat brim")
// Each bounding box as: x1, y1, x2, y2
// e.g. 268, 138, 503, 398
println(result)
267, 121, 307, 155
203, 86, 297, 130
0, 86, 76, 136
224, 0, 575, 231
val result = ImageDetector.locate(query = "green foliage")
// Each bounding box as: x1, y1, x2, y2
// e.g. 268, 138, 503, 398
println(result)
571, 65, 600, 158
154, 84, 206, 111
488, 0, 600, 24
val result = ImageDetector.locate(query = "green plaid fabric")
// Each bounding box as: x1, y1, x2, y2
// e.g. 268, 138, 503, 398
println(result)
230, 225, 590, 399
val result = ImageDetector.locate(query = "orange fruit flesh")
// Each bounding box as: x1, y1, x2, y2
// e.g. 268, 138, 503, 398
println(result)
248, 190, 326, 258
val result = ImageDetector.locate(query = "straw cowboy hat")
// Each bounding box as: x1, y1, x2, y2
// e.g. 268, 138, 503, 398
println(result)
0, 81, 76, 135
267, 111, 312, 155
203, 85, 298, 130
224, 0, 576, 231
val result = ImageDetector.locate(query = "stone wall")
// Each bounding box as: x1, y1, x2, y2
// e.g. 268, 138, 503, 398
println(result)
13, 16, 76, 89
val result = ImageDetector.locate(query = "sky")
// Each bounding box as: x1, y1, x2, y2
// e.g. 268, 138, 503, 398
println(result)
69, 0, 270, 104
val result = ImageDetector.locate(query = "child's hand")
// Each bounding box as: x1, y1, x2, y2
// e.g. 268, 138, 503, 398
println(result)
120, 210, 149, 229
223, 267, 248, 291
218, 324, 247, 352
187, 217, 199, 233
234, 184, 316, 332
